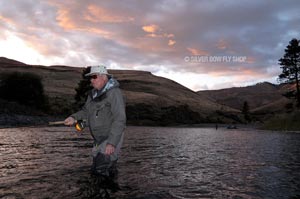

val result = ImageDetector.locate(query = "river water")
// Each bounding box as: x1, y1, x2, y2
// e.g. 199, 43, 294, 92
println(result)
0, 126, 300, 199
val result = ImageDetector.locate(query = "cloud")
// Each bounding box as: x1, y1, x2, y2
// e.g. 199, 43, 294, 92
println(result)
168, 39, 176, 46
216, 39, 229, 50
0, 0, 299, 90
187, 48, 209, 56
85, 5, 134, 23
142, 24, 160, 34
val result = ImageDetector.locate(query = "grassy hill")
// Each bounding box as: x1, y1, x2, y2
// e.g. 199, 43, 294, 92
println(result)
198, 82, 295, 122
0, 57, 241, 126
199, 82, 287, 110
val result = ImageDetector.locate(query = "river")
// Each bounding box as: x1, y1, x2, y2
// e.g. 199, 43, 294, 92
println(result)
0, 126, 300, 199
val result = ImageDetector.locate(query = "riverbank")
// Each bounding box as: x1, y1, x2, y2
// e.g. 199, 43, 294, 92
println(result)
0, 109, 300, 133
0, 114, 244, 129
260, 111, 300, 131
0, 114, 64, 128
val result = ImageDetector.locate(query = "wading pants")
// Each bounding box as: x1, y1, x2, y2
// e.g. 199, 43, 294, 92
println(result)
91, 134, 123, 179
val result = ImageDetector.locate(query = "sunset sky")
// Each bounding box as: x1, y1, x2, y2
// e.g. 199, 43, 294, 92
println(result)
0, 0, 299, 91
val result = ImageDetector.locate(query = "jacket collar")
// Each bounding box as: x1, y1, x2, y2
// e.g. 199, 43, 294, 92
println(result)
90, 77, 119, 99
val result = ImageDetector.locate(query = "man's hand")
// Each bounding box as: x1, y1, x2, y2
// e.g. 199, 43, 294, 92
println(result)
64, 117, 76, 126
105, 144, 115, 155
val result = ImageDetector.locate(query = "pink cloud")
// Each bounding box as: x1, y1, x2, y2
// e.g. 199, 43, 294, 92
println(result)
216, 39, 229, 50
84, 5, 135, 23
168, 39, 176, 46
142, 24, 160, 33
187, 47, 209, 56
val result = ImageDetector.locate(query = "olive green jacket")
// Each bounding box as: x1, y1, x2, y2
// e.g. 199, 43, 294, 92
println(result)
71, 78, 126, 146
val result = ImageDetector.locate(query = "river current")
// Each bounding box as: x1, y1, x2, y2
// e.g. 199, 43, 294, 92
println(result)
0, 126, 300, 199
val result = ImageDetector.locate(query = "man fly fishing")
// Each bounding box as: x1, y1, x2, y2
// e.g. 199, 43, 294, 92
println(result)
64, 65, 126, 187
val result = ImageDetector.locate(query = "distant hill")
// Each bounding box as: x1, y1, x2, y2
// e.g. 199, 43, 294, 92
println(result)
198, 82, 293, 121
0, 57, 240, 126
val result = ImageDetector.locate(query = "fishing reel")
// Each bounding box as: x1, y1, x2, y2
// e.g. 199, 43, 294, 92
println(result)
75, 120, 86, 131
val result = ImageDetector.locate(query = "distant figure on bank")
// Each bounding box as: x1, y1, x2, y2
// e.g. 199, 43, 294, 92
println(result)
215, 123, 218, 130
64, 65, 126, 184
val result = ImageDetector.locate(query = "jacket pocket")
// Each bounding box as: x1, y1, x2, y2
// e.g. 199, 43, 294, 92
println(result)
93, 102, 111, 128
92, 127, 110, 143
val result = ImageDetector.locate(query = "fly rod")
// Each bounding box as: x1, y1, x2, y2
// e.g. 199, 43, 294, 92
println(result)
48, 121, 65, 125
48, 120, 86, 131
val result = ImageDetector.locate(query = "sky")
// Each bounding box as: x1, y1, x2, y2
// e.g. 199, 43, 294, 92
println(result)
0, 0, 299, 91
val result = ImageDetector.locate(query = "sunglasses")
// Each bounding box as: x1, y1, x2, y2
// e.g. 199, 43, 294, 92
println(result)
90, 75, 98, 79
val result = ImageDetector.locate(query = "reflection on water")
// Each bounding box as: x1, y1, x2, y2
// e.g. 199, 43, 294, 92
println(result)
0, 126, 300, 199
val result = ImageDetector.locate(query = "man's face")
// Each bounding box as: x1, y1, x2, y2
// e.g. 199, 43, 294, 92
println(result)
90, 74, 108, 90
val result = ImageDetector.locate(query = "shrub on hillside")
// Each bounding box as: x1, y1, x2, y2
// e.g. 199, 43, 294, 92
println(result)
0, 72, 48, 111
74, 67, 92, 110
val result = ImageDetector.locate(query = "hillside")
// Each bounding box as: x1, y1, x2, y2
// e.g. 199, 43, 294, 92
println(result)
198, 82, 293, 121
0, 57, 240, 126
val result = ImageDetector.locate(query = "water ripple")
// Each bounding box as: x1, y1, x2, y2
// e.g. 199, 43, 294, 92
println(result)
0, 126, 300, 198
